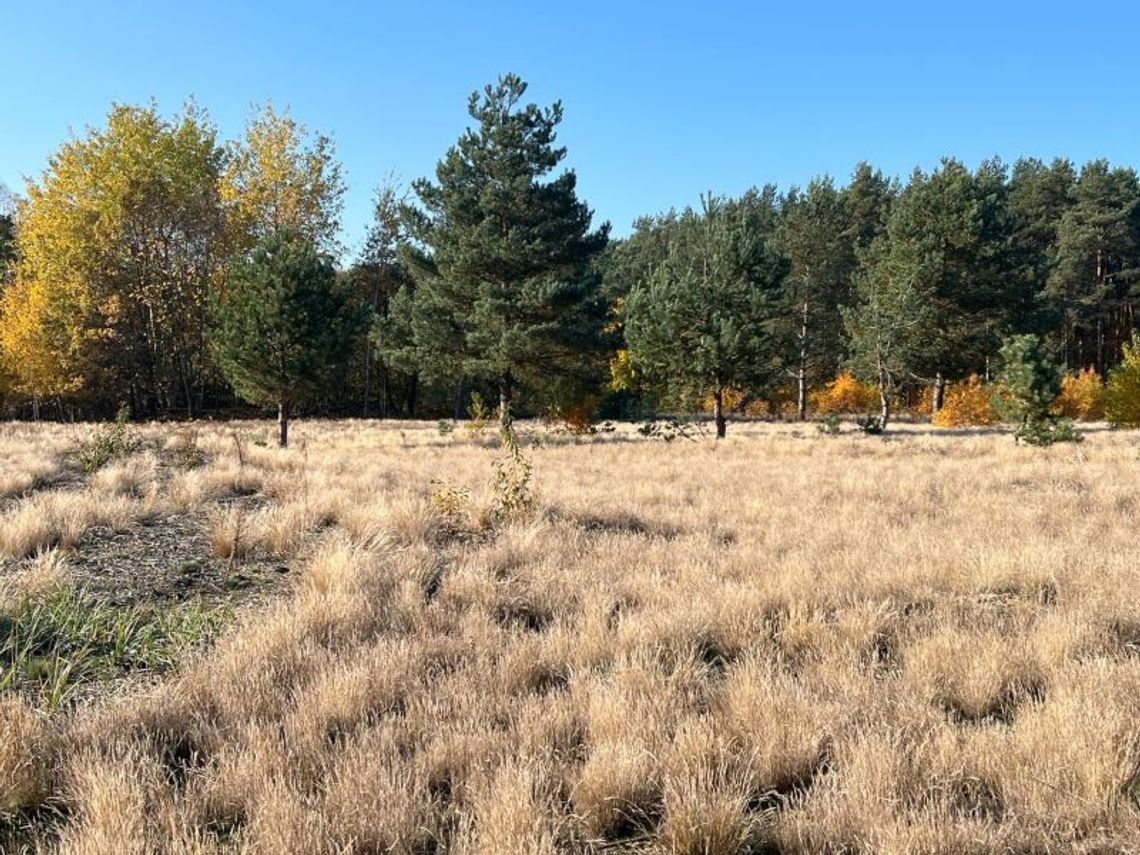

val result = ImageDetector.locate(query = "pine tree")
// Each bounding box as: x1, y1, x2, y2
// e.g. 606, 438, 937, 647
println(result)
1007, 157, 1076, 336
843, 162, 894, 254
625, 194, 783, 438
843, 235, 935, 429
399, 73, 609, 427
774, 177, 855, 420
343, 180, 416, 417
1045, 160, 1140, 373
210, 231, 365, 447
849, 160, 1016, 416
913, 162, 1007, 395
992, 333, 1074, 444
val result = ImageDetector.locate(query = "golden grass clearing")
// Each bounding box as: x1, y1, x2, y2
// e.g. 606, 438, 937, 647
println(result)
2, 419, 1140, 852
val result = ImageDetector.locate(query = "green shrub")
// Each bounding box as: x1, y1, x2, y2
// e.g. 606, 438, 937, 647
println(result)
75, 406, 141, 473
1016, 416, 1083, 446
992, 334, 1080, 444
816, 414, 841, 435
992, 335, 1060, 426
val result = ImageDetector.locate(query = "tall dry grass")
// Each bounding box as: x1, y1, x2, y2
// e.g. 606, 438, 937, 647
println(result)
1, 418, 1139, 852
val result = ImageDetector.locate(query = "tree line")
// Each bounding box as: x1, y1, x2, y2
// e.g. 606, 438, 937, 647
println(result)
2, 74, 1139, 441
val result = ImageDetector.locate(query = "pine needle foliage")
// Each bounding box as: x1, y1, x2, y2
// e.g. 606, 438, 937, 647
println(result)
210, 230, 366, 446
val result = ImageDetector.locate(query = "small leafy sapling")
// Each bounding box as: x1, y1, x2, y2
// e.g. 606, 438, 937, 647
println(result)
75, 405, 141, 473
492, 405, 533, 520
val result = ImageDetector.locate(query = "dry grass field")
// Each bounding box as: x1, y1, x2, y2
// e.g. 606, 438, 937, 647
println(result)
2, 418, 1140, 853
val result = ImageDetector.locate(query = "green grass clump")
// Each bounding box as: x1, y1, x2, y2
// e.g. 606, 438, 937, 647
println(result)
0, 588, 230, 710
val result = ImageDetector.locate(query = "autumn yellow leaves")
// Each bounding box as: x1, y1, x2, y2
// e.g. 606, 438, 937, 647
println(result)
0, 103, 343, 415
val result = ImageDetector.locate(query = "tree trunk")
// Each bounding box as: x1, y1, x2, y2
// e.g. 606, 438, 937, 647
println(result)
454, 380, 466, 421
499, 373, 513, 430
408, 374, 419, 418
797, 299, 810, 421
277, 400, 290, 448
180, 351, 194, 420
878, 370, 891, 430
382, 366, 394, 417
362, 342, 372, 418
932, 372, 945, 416
713, 386, 726, 439
1096, 317, 1105, 375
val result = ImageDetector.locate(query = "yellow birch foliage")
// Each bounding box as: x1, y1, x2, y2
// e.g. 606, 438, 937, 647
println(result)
1052, 367, 1105, 420
222, 104, 346, 254
0, 272, 84, 399
1105, 335, 1140, 427
931, 375, 998, 427
0, 103, 228, 408
609, 349, 637, 392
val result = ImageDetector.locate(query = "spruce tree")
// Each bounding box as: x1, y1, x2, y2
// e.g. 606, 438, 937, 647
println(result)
210, 230, 365, 447
399, 73, 609, 427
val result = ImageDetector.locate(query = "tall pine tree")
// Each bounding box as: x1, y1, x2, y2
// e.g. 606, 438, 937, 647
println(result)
625, 194, 784, 438
1007, 157, 1076, 339
1046, 160, 1140, 372
862, 159, 1013, 412
398, 73, 609, 427
774, 177, 855, 420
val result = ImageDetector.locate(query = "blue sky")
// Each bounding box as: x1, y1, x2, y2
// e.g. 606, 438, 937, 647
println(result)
3, 1, 1138, 258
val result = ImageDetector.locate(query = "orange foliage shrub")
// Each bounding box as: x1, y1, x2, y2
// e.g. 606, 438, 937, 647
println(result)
557, 395, 599, 434
737, 384, 797, 418
812, 372, 879, 414
931, 375, 998, 427
912, 385, 934, 416
1052, 367, 1104, 420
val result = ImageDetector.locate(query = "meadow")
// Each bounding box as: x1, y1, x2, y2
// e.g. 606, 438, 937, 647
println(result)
1, 418, 1140, 853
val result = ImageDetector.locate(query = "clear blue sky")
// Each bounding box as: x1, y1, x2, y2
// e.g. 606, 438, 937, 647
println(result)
3, 1, 1138, 259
